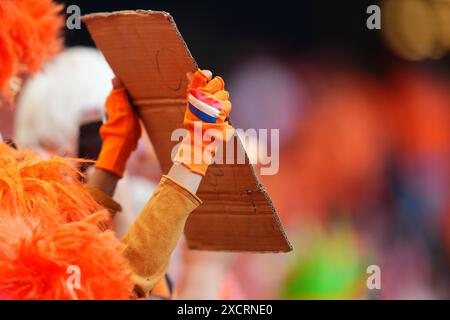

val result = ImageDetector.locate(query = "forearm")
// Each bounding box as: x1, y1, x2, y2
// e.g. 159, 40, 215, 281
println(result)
85, 168, 122, 217
87, 167, 120, 197
122, 174, 202, 293
86, 161, 203, 294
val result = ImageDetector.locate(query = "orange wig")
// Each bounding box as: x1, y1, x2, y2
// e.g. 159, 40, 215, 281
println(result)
0, 142, 133, 299
0, 0, 64, 95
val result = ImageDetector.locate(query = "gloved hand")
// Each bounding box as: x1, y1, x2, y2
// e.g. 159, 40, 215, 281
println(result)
174, 70, 234, 176
95, 78, 141, 178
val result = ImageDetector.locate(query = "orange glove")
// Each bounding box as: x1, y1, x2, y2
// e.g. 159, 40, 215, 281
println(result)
95, 84, 141, 178
174, 70, 234, 176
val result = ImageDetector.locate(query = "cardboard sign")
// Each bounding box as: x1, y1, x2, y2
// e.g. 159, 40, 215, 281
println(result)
83, 10, 291, 252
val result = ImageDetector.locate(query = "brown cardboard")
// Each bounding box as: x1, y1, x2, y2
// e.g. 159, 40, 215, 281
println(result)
82, 10, 292, 252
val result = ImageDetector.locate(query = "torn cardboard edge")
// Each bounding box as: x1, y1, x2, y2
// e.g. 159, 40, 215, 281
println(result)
83, 10, 198, 65
83, 10, 292, 253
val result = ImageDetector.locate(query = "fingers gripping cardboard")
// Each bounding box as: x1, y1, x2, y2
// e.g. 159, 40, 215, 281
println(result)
82, 10, 292, 252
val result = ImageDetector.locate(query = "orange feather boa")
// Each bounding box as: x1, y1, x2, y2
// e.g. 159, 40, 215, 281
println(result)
0, 143, 133, 299
0, 0, 64, 95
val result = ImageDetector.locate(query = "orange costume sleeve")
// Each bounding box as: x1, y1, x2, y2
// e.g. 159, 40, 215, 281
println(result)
122, 175, 201, 293
90, 175, 201, 295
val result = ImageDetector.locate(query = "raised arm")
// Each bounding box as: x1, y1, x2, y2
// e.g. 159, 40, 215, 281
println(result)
121, 70, 234, 295
87, 70, 234, 296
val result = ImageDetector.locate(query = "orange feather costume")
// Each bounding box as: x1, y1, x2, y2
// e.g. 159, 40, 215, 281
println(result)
0, 0, 63, 95
0, 143, 133, 299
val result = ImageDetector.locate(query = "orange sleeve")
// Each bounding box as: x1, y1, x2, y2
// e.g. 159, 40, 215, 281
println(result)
121, 175, 201, 293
